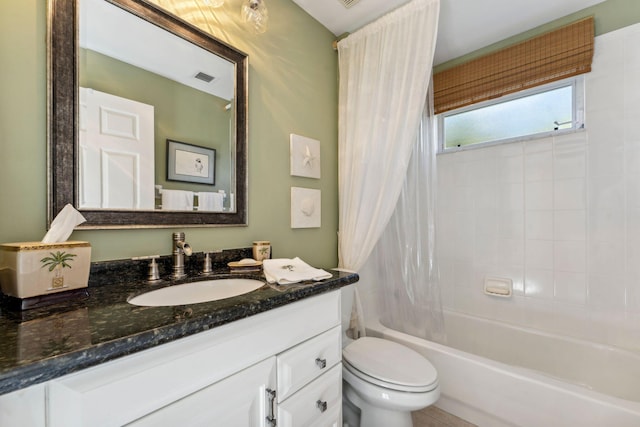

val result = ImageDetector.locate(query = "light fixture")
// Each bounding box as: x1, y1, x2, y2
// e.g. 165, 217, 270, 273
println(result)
241, 0, 268, 34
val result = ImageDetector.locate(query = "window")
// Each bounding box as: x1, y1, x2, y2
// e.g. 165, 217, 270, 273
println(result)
438, 77, 584, 151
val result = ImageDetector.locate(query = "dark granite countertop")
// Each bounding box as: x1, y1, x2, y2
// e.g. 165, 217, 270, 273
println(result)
0, 249, 358, 396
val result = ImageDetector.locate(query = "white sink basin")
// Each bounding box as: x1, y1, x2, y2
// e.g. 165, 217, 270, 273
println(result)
128, 279, 265, 307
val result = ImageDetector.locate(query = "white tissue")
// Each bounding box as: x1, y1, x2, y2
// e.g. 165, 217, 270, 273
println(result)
42, 204, 87, 243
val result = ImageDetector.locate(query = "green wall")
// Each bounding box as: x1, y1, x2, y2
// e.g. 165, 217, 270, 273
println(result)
0, 0, 339, 267
80, 49, 232, 197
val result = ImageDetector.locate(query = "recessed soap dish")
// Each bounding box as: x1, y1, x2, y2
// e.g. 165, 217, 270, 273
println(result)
484, 276, 512, 298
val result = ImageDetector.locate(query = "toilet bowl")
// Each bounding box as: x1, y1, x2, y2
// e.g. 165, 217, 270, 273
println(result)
342, 336, 440, 427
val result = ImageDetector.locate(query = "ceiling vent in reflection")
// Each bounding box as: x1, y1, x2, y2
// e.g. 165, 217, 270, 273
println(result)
194, 72, 215, 83
337, 0, 361, 8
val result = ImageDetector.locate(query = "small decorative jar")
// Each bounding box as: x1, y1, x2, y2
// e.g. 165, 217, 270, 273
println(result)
252, 241, 271, 261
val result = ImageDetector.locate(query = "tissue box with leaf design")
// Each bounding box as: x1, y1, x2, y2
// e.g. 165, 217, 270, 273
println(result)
0, 241, 91, 299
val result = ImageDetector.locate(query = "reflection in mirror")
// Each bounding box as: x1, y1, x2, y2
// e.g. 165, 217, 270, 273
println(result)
48, 0, 248, 227
79, 0, 234, 212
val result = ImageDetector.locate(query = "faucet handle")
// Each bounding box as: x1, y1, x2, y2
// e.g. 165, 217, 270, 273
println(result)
203, 252, 213, 274
132, 255, 161, 282
201, 250, 222, 274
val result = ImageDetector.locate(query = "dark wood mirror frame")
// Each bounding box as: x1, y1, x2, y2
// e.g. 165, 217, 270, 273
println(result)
47, 0, 248, 228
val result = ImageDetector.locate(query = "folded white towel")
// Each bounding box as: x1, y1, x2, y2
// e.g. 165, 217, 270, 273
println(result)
161, 189, 194, 211
263, 257, 332, 285
197, 192, 224, 211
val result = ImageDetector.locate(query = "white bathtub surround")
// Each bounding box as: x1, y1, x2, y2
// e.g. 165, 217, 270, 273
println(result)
368, 312, 640, 427
349, 22, 640, 427
337, 0, 440, 272
436, 23, 640, 352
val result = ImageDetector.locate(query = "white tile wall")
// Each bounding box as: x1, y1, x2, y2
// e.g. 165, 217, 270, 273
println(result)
436, 23, 640, 351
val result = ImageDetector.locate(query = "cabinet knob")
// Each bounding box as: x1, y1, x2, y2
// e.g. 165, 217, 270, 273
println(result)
316, 399, 328, 413
315, 357, 327, 369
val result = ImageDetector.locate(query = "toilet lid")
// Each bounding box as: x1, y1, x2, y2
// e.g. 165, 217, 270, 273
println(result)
343, 337, 438, 389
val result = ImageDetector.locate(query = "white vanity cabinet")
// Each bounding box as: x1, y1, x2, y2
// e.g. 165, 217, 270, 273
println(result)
130, 326, 343, 427
0, 290, 343, 427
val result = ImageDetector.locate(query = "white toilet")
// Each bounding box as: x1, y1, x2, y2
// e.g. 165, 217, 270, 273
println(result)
342, 335, 440, 427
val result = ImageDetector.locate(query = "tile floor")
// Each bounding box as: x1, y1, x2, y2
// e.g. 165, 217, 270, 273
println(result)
412, 406, 478, 427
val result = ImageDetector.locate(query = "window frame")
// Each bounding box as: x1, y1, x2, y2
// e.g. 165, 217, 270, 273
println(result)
437, 76, 585, 153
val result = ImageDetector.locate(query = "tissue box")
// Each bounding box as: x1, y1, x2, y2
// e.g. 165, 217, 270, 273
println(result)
0, 241, 91, 299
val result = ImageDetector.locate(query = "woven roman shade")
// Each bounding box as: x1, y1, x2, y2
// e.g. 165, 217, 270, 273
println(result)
433, 16, 594, 114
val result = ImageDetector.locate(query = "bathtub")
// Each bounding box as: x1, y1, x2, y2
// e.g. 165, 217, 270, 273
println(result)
366, 310, 640, 427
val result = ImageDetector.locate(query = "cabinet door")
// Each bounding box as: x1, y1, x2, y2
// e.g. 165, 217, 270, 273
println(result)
0, 383, 46, 427
277, 363, 342, 427
128, 357, 276, 427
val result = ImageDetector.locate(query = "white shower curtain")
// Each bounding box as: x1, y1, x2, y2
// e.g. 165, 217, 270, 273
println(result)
337, 0, 440, 272
362, 86, 445, 341
337, 0, 443, 341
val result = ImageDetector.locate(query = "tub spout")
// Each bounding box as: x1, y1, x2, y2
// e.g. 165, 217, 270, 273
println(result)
176, 240, 192, 256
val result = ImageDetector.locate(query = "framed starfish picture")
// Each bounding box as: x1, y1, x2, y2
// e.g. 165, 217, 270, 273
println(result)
290, 134, 320, 179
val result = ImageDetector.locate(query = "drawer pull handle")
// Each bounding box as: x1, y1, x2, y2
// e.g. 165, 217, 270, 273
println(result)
316, 399, 328, 413
315, 357, 327, 369
266, 388, 277, 426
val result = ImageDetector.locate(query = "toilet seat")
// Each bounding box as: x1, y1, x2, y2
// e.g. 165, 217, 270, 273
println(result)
342, 337, 438, 393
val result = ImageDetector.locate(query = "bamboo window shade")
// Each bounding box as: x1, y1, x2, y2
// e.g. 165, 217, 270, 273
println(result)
433, 16, 594, 114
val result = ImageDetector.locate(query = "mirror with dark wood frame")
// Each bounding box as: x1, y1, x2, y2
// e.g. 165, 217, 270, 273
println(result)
48, 0, 248, 228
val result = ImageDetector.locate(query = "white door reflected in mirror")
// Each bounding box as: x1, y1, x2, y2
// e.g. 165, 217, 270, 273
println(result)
79, 88, 155, 209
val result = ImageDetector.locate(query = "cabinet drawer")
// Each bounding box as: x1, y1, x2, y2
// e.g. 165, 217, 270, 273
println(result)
277, 326, 341, 401
277, 363, 341, 427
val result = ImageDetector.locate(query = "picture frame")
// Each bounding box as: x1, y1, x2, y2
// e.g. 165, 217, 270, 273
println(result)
290, 134, 321, 179
291, 187, 321, 228
166, 139, 215, 185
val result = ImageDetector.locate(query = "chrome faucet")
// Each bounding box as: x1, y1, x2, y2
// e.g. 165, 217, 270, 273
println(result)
172, 232, 192, 279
